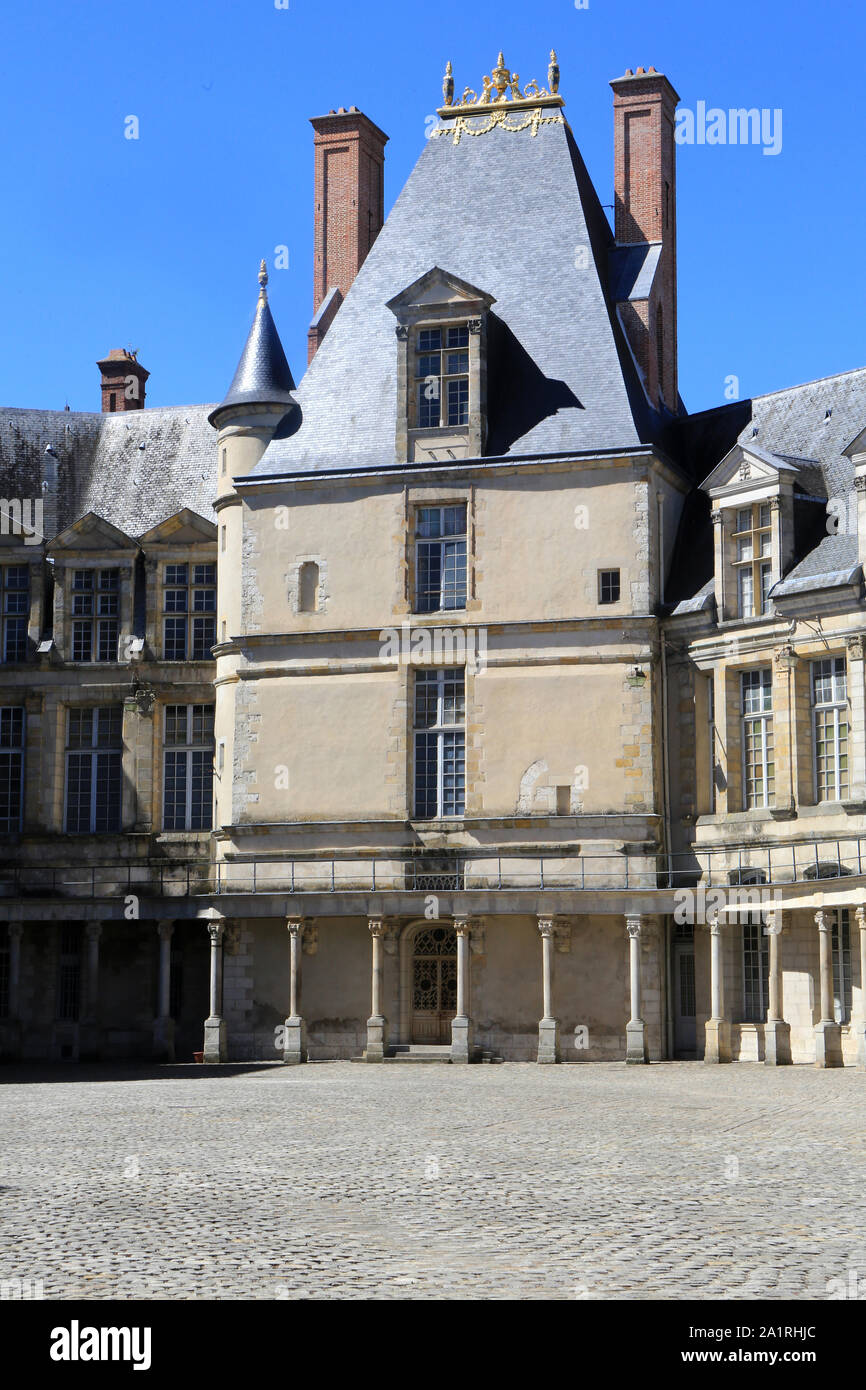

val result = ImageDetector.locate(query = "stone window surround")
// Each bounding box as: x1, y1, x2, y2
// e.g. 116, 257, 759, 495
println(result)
52, 554, 136, 665
287, 554, 330, 617
144, 546, 218, 663
402, 484, 478, 617
711, 486, 791, 626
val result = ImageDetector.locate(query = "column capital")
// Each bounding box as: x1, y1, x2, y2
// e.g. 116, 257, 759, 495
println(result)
368, 917, 386, 938
847, 634, 866, 661
855, 905, 866, 932
763, 909, 786, 936
453, 917, 472, 937
708, 911, 724, 936
156, 920, 174, 941
536, 916, 556, 938
205, 918, 225, 945
286, 916, 309, 937
626, 914, 642, 939
85, 922, 103, 942
815, 909, 830, 933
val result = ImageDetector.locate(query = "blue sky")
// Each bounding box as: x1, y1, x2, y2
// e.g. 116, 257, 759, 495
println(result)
1, 0, 863, 416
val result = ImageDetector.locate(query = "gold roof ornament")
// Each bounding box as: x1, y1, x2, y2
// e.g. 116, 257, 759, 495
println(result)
435, 50, 565, 143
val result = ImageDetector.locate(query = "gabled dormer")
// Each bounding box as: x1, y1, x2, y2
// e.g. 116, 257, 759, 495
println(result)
386, 267, 495, 463
702, 444, 804, 622
46, 513, 139, 663
139, 510, 218, 662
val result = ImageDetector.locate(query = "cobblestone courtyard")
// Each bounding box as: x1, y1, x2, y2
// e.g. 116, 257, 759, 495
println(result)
2, 1060, 865, 1301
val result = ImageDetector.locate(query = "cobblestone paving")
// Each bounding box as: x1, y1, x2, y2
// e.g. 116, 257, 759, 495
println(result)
1, 1060, 865, 1300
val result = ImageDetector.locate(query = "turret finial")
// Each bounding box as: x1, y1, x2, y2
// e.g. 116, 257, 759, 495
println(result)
548, 50, 560, 95
258, 259, 268, 299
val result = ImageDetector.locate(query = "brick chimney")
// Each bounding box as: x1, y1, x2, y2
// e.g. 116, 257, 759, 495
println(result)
609, 68, 680, 414
96, 349, 149, 412
307, 107, 388, 363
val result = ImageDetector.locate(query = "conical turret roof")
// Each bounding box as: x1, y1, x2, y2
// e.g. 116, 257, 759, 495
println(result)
209, 262, 296, 427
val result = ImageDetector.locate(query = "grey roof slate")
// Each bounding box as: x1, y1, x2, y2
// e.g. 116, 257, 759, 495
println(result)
253, 110, 663, 479
0, 405, 217, 540
209, 292, 296, 426
774, 533, 859, 585
608, 243, 661, 304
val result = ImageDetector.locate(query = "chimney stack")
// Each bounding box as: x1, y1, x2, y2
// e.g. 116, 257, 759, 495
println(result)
307, 107, 388, 363
97, 349, 149, 412
609, 69, 680, 414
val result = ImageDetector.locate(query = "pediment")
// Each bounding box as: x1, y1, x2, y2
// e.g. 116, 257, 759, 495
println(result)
138, 508, 218, 546
701, 443, 800, 497
386, 267, 495, 317
47, 511, 138, 554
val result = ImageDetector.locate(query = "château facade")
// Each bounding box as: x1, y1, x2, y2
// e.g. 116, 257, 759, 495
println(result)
2, 52, 865, 1069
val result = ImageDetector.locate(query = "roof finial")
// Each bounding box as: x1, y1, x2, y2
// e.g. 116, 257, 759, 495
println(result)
442, 60, 454, 106
548, 50, 559, 95
258, 258, 268, 300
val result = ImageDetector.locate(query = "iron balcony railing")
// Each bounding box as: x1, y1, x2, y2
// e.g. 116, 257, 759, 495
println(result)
1, 837, 866, 899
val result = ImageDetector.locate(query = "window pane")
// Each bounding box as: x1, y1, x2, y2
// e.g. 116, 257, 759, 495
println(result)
446, 325, 468, 348
164, 617, 187, 660
418, 329, 441, 352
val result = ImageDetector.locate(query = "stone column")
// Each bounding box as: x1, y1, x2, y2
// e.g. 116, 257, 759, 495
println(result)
365, 918, 388, 1061
202, 917, 227, 1063
814, 910, 843, 1068
451, 917, 472, 1064
282, 917, 307, 1065
704, 912, 732, 1062
536, 917, 559, 1063
763, 910, 791, 1065
625, 914, 649, 1063
856, 907, 866, 1068
80, 923, 103, 1060
153, 920, 175, 1062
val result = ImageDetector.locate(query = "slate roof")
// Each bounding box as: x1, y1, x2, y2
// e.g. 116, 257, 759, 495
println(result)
209, 290, 296, 427
0, 405, 217, 540
252, 110, 665, 480
667, 367, 866, 608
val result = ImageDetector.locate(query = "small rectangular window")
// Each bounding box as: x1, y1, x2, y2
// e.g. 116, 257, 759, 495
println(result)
414, 323, 469, 430
812, 656, 848, 802
598, 569, 621, 604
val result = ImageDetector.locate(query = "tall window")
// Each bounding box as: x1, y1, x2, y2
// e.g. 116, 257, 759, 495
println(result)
742, 915, 769, 1023
415, 324, 469, 428
733, 504, 772, 618
832, 909, 853, 1024
0, 707, 24, 832
57, 924, 82, 1021
414, 668, 465, 818
163, 563, 216, 660
163, 704, 214, 831
812, 657, 848, 802
65, 707, 122, 832
415, 506, 467, 613
0, 565, 28, 662
298, 562, 319, 613
741, 669, 774, 809
71, 569, 119, 662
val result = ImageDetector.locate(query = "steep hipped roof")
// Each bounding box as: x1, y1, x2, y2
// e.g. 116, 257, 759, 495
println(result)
253, 108, 663, 479
209, 265, 297, 427
0, 405, 217, 538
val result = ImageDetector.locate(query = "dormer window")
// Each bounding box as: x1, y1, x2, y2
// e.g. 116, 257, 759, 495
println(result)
415, 325, 469, 429
387, 267, 495, 463
733, 505, 772, 618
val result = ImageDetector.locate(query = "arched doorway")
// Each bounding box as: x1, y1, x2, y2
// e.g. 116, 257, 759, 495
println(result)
410, 924, 457, 1043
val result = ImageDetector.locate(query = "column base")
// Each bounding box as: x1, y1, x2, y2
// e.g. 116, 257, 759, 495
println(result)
537, 1017, 560, 1064
626, 1019, 650, 1064
704, 1018, 732, 1063
364, 1015, 388, 1062
814, 1019, 844, 1068
282, 1015, 307, 1065
764, 1019, 792, 1066
203, 1015, 227, 1063
152, 1016, 176, 1063
451, 1015, 471, 1064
